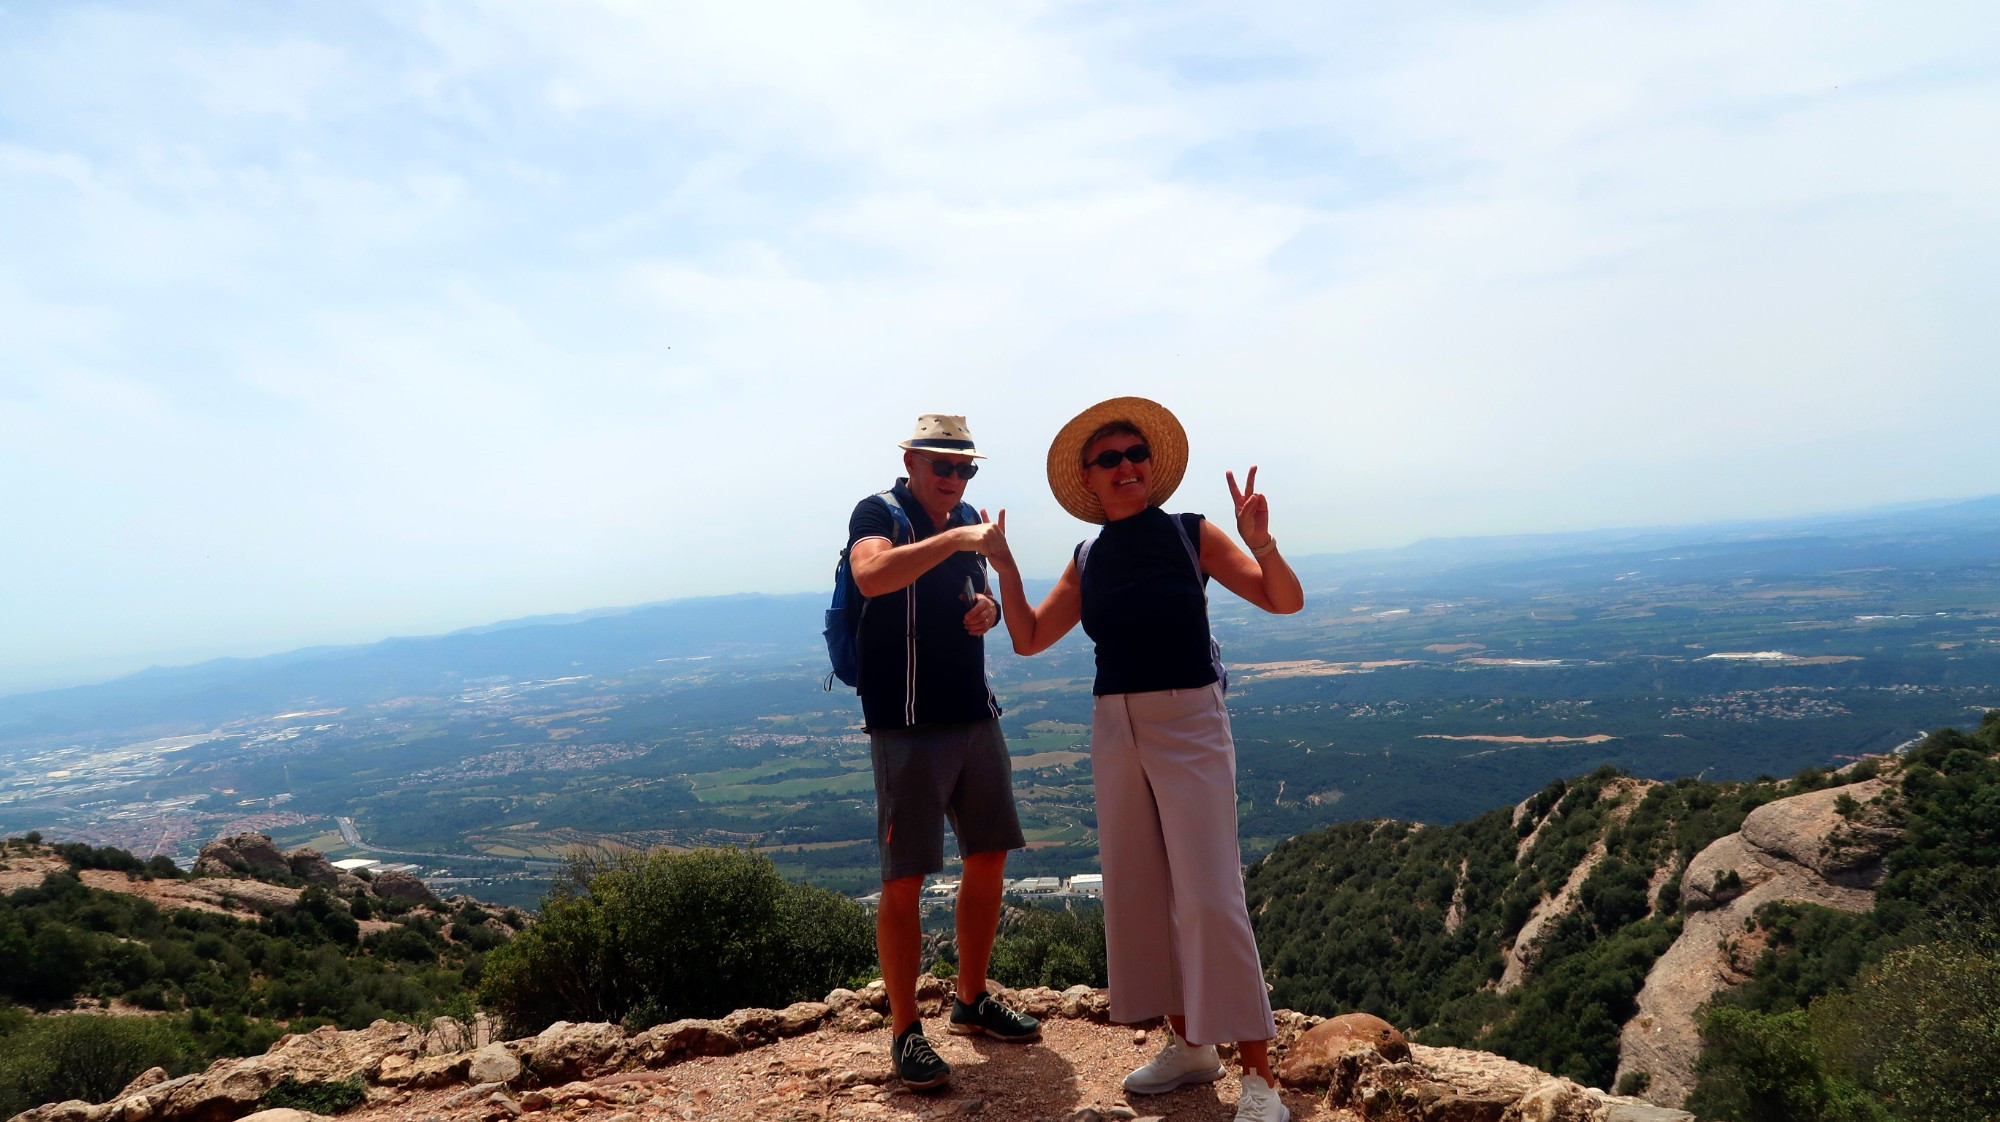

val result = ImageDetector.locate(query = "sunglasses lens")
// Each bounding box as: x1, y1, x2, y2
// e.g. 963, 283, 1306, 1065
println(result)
1091, 444, 1151, 469
956, 463, 978, 480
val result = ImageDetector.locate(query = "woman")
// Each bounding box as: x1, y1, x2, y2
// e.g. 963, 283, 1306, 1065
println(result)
986, 397, 1304, 1122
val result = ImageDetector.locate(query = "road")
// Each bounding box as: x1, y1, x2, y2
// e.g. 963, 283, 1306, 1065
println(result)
334, 815, 564, 869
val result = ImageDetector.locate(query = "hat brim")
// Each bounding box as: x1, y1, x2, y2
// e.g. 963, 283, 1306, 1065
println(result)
1045, 397, 1189, 524
898, 440, 987, 459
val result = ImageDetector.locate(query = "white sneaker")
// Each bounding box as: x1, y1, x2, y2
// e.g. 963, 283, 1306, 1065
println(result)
1123, 1032, 1226, 1094
1234, 1073, 1290, 1122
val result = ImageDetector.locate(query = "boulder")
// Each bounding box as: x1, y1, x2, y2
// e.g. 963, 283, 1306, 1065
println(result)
421, 1017, 473, 1057
628, 1019, 743, 1065
334, 873, 369, 896
468, 1043, 523, 1085
856, 979, 889, 1012
286, 850, 338, 888
773, 1002, 830, 1037
369, 871, 441, 908
115, 1071, 169, 1100
525, 1021, 626, 1081
1276, 1013, 1411, 1088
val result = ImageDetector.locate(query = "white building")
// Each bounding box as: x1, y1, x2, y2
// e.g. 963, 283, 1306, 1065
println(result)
1066, 874, 1104, 896
1009, 876, 1062, 895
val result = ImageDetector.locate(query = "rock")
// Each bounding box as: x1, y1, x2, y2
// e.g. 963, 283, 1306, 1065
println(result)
468, 1043, 523, 1085
628, 1018, 743, 1065
115, 1070, 169, 1099
914, 973, 949, 1015
1275, 1013, 1412, 1088
1619, 781, 1896, 1107
422, 1017, 473, 1056
518, 1091, 552, 1113
995, 985, 1063, 1019
1601, 1106, 1695, 1122
823, 988, 864, 1013
525, 1021, 626, 1081
857, 979, 889, 1011
1065, 1110, 1102, 1122
371, 1053, 469, 1089
442, 1083, 505, 1110
334, 873, 369, 896
1509, 1078, 1591, 1122
192, 834, 289, 878
235, 1111, 325, 1122
774, 1002, 830, 1036
719, 1008, 783, 1047
370, 871, 441, 908
286, 850, 339, 888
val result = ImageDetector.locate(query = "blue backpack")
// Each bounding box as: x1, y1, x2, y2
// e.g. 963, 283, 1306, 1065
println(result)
824, 492, 981, 690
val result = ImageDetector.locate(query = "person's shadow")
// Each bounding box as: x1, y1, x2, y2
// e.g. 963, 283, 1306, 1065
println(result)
879, 1033, 1082, 1119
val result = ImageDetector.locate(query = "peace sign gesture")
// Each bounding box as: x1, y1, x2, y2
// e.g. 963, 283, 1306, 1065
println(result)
1226, 467, 1272, 551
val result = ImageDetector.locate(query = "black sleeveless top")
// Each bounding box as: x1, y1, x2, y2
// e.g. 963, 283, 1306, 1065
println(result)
1077, 506, 1221, 696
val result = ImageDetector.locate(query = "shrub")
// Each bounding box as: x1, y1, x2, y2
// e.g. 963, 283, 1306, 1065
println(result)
263, 1075, 366, 1115
0, 1014, 188, 1119
478, 848, 873, 1033
989, 904, 1107, 991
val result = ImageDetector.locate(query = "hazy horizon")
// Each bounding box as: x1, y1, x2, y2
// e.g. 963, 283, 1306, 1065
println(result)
7, 486, 1992, 699
5, 3, 1997, 693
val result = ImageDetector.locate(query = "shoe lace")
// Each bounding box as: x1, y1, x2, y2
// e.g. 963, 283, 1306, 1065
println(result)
901, 1032, 941, 1066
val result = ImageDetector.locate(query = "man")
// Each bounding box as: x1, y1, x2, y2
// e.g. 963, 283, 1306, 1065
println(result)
846, 413, 1040, 1090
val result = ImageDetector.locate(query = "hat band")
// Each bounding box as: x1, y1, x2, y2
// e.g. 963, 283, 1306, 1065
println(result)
908, 438, 975, 450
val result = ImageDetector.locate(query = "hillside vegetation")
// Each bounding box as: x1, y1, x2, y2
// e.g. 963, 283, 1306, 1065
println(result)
1245, 712, 2000, 1120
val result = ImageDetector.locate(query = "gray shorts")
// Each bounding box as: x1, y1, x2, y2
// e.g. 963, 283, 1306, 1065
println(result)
870, 718, 1026, 883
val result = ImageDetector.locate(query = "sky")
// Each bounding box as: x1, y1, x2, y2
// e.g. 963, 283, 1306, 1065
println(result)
3, 1, 1997, 693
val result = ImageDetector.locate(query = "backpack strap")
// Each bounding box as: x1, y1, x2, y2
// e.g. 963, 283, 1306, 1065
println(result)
1169, 512, 1206, 583
875, 491, 913, 547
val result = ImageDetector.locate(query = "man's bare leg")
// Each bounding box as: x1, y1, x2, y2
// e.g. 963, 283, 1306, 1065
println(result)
878, 874, 925, 1033
954, 850, 1007, 997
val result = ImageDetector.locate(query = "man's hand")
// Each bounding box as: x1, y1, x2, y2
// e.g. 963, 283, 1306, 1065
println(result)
957, 508, 1014, 570
963, 591, 1000, 636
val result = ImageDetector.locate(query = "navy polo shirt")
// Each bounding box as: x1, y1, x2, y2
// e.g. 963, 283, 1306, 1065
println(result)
847, 478, 1001, 731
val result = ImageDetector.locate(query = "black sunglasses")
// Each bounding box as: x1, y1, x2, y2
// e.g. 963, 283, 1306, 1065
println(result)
1087, 444, 1152, 470
912, 451, 979, 480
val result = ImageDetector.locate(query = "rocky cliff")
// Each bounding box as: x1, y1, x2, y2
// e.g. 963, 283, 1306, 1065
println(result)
1614, 776, 1901, 1107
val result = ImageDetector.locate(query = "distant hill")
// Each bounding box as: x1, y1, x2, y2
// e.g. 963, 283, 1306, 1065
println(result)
6, 493, 1996, 745
0, 593, 823, 740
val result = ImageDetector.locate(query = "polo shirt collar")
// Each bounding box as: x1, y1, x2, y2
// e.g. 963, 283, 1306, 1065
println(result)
891, 477, 963, 536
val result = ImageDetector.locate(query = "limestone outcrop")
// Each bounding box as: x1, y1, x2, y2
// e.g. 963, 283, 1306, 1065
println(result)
1615, 778, 1900, 1107
192, 835, 290, 879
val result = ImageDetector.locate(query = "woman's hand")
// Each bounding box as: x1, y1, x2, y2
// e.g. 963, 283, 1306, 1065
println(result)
1227, 468, 1272, 551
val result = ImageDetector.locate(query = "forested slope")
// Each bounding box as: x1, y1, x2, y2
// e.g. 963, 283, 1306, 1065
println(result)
1246, 712, 2000, 1119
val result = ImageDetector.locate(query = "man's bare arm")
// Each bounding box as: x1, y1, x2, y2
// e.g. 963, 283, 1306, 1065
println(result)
850, 518, 1007, 598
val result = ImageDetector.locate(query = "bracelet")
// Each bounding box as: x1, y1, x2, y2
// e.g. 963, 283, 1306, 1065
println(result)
1251, 537, 1278, 559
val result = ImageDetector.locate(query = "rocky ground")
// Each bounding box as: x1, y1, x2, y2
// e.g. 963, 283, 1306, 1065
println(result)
13, 978, 1688, 1122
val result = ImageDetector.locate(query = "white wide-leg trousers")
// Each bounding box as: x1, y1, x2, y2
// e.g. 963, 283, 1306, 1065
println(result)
1091, 682, 1276, 1046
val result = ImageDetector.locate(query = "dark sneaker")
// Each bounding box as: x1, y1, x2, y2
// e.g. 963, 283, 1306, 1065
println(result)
894, 1023, 951, 1090
947, 990, 1043, 1042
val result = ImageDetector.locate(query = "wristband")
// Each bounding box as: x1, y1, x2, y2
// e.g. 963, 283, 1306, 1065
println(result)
1251, 537, 1278, 559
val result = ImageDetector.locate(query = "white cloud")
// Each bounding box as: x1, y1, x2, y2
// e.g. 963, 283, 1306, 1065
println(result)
1, 0, 1996, 686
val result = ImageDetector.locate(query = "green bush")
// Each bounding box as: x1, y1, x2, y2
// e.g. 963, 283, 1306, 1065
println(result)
989, 904, 1107, 991
0, 1014, 189, 1119
478, 847, 874, 1033
262, 1075, 366, 1115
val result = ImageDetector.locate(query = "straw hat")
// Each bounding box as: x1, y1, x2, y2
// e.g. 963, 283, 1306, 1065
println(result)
898, 413, 987, 458
1045, 396, 1189, 524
